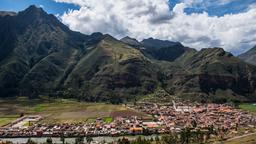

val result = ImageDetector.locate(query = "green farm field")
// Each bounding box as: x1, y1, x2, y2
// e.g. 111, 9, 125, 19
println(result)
0, 97, 149, 125
239, 103, 256, 114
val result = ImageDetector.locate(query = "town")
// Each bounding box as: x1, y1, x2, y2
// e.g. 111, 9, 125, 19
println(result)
0, 101, 255, 142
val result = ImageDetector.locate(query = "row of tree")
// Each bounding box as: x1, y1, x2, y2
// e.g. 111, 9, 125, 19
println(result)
26, 136, 93, 144
116, 127, 219, 144
2, 126, 227, 144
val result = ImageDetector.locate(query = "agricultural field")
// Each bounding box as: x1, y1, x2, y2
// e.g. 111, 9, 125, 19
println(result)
0, 97, 149, 125
0, 117, 18, 127
239, 103, 256, 114
224, 133, 256, 144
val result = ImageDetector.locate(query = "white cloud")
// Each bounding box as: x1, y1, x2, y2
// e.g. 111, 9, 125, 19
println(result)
55, 0, 256, 54
218, 0, 236, 5
39, 5, 44, 8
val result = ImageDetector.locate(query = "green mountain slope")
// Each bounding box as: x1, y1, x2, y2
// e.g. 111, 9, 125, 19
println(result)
0, 5, 103, 97
161, 48, 256, 102
63, 35, 159, 101
0, 5, 255, 102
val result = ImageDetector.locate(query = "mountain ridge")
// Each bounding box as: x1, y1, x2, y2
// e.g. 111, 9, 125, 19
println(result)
239, 45, 256, 66
0, 6, 255, 102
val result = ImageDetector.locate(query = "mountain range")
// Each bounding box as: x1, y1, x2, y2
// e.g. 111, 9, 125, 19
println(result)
0, 5, 256, 103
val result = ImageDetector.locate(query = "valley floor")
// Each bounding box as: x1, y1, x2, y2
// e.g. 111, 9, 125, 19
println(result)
0, 97, 147, 126
0, 97, 256, 144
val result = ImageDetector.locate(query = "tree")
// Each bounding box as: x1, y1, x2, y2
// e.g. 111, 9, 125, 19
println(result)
131, 136, 150, 144
194, 129, 204, 144
117, 137, 130, 144
46, 137, 53, 144
20, 113, 24, 117
150, 137, 154, 142
180, 128, 191, 144
191, 119, 197, 128
60, 133, 65, 144
208, 125, 215, 135
161, 133, 179, 144
3, 140, 13, 144
155, 135, 160, 142
75, 136, 84, 144
143, 128, 151, 135
86, 136, 93, 144
26, 138, 37, 144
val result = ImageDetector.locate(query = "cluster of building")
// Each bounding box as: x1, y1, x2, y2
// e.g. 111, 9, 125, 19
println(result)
133, 102, 256, 132
0, 116, 161, 138
0, 102, 255, 138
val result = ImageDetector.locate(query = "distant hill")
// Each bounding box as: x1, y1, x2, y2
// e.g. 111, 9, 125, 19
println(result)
121, 36, 141, 48
0, 5, 255, 102
239, 45, 256, 66
164, 48, 256, 102
121, 37, 192, 62
0, 11, 16, 17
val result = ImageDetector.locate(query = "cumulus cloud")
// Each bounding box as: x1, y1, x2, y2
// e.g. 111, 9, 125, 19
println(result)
55, 0, 256, 54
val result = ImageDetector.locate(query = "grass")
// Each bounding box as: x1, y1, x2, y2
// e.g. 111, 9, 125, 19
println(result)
0, 117, 17, 126
23, 122, 30, 127
0, 114, 20, 126
103, 117, 113, 123
100, 36, 145, 62
86, 118, 96, 123
33, 103, 49, 112
0, 97, 147, 124
239, 103, 256, 114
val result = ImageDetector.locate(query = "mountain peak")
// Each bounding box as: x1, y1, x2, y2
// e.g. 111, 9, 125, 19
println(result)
13, 5, 67, 32
26, 5, 44, 12
121, 36, 141, 48
200, 47, 233, 58
141, 38, 182, 49
19, 5, 47, 18
121, 36, 138, 42
102, 34, 117, 41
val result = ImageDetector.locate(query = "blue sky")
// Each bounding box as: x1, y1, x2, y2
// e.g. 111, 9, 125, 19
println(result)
1, 0, 255, 16
0, 0, 79, 15
183, 0, 256, 16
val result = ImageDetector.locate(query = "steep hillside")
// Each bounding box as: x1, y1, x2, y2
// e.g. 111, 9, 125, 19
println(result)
239, 45, 256, 66
0, 5, 255, 102
63, 35, 159, 101
0, 5, 103, 97
140, 38, 190, 61
161, 48, 256, 102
